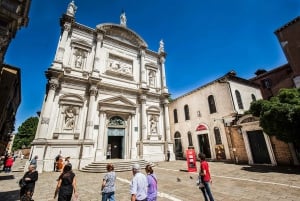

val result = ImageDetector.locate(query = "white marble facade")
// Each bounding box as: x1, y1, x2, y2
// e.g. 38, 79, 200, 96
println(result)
31, 2, 173, 172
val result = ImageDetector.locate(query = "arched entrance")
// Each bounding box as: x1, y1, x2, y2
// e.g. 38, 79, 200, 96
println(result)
174, 132, 183, 159
196, 124, 212, 158
107, 116, 125, 159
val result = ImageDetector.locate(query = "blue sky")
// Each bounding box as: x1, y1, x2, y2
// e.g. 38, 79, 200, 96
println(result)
5, 0, 300, 129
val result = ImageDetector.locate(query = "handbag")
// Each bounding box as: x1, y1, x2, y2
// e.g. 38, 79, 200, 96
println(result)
19, 178, 27, 188
196, 176, 204, 189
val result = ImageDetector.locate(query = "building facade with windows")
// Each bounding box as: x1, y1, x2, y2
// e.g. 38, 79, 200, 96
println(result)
168, 71, 280, 165
249, 15, 300, 165
31, 2, 173, 172
0, 0, 31, 155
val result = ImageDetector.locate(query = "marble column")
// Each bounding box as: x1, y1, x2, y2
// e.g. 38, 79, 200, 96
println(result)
131, 114, 137, 159
39, 78, 59, 138
163, 101, 171, 142
85, 86, 97, 139
160, 56, 168, 94
55, 23, 71, 67
95, 111, 106, 161
125, 115, 132, 159
140, 95, 147, 140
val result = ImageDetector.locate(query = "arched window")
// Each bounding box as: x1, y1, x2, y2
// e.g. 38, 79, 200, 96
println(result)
184, 104, 190, 120
251, 94, 256, 102
173, 109, 178, 123
188, 131, 193, 147
214, 127, 222, 145
235, 90, 244, 109
208, 95, 217, 114
174, 132, 183, 158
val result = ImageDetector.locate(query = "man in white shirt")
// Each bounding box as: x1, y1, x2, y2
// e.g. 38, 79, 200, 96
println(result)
130, 164, 148, 201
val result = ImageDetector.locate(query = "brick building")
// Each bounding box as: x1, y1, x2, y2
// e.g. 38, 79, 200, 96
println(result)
249, 16, 300, 165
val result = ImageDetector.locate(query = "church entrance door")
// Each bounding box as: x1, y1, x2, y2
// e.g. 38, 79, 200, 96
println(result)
107, 128, 125, 159
108, 136, 123, 159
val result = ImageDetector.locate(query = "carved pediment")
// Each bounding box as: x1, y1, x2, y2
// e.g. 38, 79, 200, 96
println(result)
237, 114, 259, 124
98, 95, 136, 112
96, 23, 147, 48
145, 62, 158, 70
71, 39, 92, 51
59, 94, 84, 106
147, 105, 160, 115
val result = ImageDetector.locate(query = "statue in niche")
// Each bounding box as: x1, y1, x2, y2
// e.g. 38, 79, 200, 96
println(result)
149, 71, 155, 87
150, 115, 158, 134
75, 54, 83, 68
65, 107, 75, 129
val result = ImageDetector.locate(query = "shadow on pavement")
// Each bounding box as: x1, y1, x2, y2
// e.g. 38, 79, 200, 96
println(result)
0, 189, 20, 201
240, 165, 300, 175
0, 174, 15, 180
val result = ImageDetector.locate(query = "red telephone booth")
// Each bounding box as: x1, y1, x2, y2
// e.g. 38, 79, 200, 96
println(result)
186, 149, 197, 172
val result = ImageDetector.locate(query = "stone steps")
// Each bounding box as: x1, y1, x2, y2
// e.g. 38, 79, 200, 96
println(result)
81, 159, 153, 173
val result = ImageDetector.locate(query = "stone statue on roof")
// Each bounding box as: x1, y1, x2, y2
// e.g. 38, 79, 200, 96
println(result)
67, 0, 77, 17
159, 39, 164, 53
120, 11, 127, 27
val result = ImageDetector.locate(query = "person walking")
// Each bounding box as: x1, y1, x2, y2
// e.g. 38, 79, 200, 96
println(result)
130, 164, 148, 201
199, 153, 214, 201
145, 165, 157, 201
20, 164, 39, 201
30, 155, 38, 168
54, 163, 78, 201
101, 163, 116, 201
4, 155, 14, 173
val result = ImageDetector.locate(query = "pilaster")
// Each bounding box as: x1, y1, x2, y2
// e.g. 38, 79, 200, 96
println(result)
140, 95, 147, 140
38, 78, 59, 138
93, 32, 104, 75
84, 85, 98, 139
139, 48, 147, 89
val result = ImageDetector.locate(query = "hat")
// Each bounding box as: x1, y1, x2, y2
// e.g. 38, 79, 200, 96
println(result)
132, 163, 140, 170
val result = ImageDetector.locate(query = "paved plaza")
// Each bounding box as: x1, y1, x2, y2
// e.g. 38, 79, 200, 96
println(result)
1, 159, 300, 201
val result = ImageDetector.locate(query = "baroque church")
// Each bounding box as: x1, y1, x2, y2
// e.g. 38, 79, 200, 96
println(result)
31, 1, 173, 172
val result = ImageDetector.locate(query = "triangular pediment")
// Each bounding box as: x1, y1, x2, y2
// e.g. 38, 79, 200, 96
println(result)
99, 95, 136, 107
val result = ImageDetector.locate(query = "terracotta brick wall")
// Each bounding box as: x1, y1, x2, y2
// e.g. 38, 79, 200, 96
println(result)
270, 136, 293, 165
226, 127, 249, 164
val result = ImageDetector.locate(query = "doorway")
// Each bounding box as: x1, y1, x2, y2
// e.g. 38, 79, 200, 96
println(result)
107, 136, 123, 159
247, 130, 271, 164
107, 126, 125, 159
197, 134, 211, 158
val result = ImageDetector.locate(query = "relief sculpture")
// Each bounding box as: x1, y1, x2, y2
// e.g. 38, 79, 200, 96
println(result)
107, 55, 133, 75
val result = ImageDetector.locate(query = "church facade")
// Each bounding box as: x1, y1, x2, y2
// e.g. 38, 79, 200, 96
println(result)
31, 1, 173, 172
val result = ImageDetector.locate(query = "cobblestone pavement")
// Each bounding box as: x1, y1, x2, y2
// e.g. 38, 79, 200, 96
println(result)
1, 159, 300, 201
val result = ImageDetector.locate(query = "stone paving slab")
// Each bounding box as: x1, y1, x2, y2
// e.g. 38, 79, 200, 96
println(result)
1, 159, 300, 201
